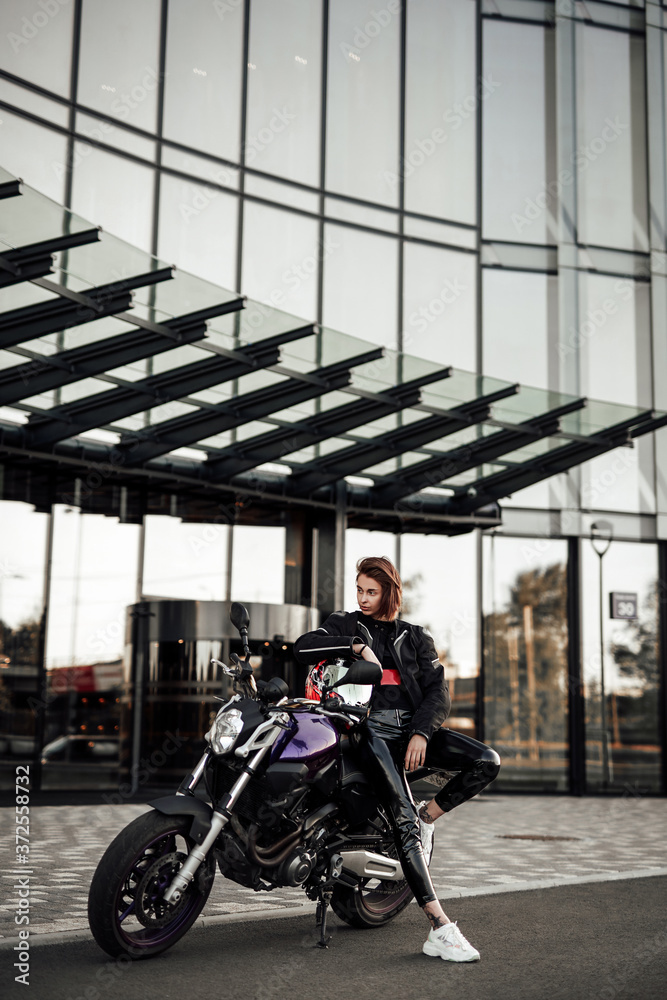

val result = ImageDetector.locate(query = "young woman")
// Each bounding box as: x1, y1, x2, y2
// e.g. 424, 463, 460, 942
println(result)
294, 555, 501, 962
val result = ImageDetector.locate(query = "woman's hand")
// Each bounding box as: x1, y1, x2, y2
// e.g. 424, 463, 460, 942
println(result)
352, 642, 381, 666
404, 734, 427, 771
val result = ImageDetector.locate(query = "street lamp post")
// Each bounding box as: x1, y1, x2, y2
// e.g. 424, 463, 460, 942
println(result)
590, 520, 613, 788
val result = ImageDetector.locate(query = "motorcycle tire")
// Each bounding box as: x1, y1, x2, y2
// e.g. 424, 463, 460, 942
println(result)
330, 820, 418, 929
88, 810, 215, 960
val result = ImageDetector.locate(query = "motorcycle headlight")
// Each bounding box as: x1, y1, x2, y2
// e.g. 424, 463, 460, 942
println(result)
205, 707, 244, 755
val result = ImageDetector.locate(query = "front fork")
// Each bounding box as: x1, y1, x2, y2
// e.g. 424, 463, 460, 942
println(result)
163, 743, 271, 904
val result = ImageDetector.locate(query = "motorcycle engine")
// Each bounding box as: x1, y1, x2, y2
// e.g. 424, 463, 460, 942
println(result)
276, 847, 317, 886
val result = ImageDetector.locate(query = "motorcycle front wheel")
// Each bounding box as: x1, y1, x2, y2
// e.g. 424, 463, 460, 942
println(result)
88, 810, 215, 959
330, 818, 419, 929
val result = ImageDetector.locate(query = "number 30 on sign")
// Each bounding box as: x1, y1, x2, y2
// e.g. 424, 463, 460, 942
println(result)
609, 592, 638, 620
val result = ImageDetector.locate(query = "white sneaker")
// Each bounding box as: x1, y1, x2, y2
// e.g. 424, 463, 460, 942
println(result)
416, 801, 435, 865
423, 922, 480, 962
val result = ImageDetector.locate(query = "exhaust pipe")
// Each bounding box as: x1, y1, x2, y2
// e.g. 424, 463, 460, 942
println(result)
338, 850, 404, 881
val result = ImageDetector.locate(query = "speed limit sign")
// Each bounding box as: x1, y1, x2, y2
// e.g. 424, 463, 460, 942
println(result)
610, 592, 638, 620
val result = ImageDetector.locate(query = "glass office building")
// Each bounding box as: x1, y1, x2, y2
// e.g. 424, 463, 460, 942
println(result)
1, 0, 666, 795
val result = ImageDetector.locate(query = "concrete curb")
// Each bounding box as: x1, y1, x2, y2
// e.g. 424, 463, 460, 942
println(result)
2, 867, 666, 951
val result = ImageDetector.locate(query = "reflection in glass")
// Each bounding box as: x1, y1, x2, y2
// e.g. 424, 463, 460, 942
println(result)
483, 535, 569, 791
404, 0, 476, 223
247, 0, 322, 186
327, 0, 400, 205
163, 0, 243, 161
0, 502, 48, 789
582, 540, 659, 792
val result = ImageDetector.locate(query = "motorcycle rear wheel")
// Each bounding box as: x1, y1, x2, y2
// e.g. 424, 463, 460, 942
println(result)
330, 823, 417, 929
88, 810, 214, 959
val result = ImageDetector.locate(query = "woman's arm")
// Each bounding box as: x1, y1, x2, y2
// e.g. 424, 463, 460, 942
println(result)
293, 612, 374, 665
408, 627, 451, 741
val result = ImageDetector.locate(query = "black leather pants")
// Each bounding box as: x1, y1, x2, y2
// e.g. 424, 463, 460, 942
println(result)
357, 710, 501, 908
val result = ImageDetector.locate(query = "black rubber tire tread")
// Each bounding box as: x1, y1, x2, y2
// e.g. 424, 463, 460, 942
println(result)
88, 810, 213, 960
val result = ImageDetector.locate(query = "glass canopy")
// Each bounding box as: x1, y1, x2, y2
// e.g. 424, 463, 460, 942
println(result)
1, 171, 665, 532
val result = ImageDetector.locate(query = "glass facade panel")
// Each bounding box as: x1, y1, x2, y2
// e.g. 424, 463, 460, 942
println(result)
157, 172, 238, 289
400, 533, 479, 738
575, 26, 648, 251
322, 223, 398, 347
403, 243, 476, 368
582, 540, 659, 792
483, 270, 553, 390
404, 0, 476, 223
162, 0, 243, 161
241, 201, 321, 320
483, 534, 569, 791
77, 0, 161, 133
483, 20, 554, 244
0, 110, 68, 201
143, 516, 228, 601
326, 0, 400, 205
231, 526, 285, 604
45, 507, 139, 669
0, 0, 74, 96
247, 0, 322, 186
70, 145, 155, 250
0, 501, 47, 790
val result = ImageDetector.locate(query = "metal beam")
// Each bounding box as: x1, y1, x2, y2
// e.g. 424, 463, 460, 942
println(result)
0, 228, 101, 287
289, 381, 521, 496
0, 268, 174, 347
23, 337, 289, 448
443, 409, 657, 515
0, 303, 255, 406
0, 177, 21, 199
120, 347, 384, 466
204, 365, 452, 481
372, 396, 588, 505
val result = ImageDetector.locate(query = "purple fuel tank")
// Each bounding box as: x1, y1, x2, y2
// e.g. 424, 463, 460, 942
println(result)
270, 709, 339, 780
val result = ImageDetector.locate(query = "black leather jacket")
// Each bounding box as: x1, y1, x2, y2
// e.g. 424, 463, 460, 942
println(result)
294, 610, 451, 741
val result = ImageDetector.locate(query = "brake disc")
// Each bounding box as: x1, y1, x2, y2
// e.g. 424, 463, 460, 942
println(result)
134, 851, 190, 928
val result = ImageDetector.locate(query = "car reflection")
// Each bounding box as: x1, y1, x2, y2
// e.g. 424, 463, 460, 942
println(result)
40, 734, 120, 789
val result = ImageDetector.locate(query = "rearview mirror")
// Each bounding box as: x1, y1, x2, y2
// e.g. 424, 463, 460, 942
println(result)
230, 602, 249, 632
330, 660, 382, 689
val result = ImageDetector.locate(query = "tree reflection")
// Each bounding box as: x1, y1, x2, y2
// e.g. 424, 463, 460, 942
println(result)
484, 562, 567, 770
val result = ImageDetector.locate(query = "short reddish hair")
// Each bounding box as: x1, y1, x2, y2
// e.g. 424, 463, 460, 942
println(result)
356, 556, 402, 621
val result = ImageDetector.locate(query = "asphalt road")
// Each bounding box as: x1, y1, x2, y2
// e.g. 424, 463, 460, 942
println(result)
3, 877, 666, 1000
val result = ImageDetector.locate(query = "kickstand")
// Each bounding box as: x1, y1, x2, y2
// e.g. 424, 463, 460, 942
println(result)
315, 888, 333, 949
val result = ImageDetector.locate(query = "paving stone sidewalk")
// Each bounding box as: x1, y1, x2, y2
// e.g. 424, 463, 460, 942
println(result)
1, 792, 666, 940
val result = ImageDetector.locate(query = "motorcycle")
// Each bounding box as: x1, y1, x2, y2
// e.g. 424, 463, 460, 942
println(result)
88, 602, 434, 959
